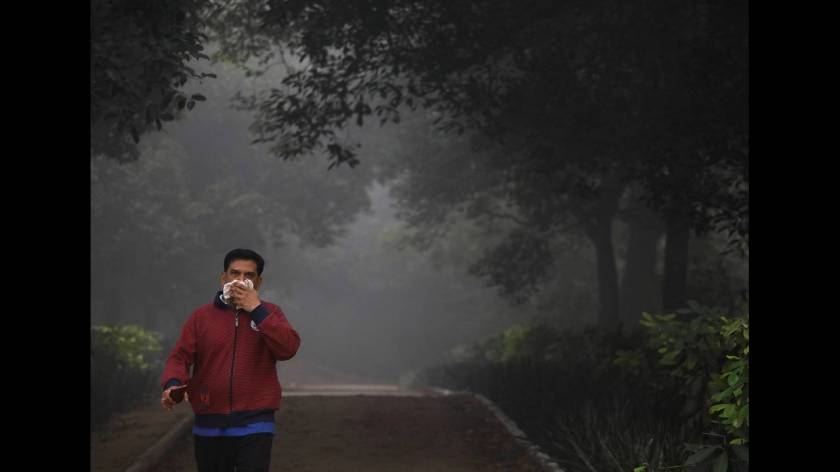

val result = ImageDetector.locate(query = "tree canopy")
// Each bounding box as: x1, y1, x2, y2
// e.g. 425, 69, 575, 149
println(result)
206, 0, 748, 322
91, 0, 748, 325
91, 0, 216, 161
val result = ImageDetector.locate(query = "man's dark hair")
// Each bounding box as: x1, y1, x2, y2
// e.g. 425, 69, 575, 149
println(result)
224, 248, 265, 275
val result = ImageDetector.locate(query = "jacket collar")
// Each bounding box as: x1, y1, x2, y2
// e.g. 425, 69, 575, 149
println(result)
213, 290, 233, 310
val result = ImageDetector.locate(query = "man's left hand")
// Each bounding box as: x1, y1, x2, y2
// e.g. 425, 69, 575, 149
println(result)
230, 284, 261, 312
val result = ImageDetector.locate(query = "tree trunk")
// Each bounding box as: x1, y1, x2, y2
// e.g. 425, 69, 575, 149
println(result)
663, 214, 691, 313
620, 207, 664, 327
578, 178, 623, 327
592, 222, 621, 326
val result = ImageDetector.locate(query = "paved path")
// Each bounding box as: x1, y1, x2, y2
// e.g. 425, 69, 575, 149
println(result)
156, 385, 542, 471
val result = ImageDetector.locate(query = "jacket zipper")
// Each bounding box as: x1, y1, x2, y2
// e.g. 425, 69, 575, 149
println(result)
229, 308, 240, 416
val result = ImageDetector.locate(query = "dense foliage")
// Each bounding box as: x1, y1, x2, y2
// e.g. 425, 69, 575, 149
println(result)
419, 301, 748, 472
619, 302, 749, 471
91, 324, 164, 429
91, 0, 216, 161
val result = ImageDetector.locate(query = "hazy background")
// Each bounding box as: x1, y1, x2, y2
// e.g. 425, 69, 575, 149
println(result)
92, 4, 748, 469
92, 56, 547, 384
91, 52, 746, 385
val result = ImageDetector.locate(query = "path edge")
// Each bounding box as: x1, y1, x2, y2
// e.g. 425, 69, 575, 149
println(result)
123, 414, 193, 472
431, 387, 566, 472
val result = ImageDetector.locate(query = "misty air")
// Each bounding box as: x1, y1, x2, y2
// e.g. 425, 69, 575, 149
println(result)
91, 2, 749, 471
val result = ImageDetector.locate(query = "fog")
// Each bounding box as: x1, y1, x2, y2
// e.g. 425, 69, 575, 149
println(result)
92, 5, 748, 469
91, 56, 549, 385
92, 46, 746, 387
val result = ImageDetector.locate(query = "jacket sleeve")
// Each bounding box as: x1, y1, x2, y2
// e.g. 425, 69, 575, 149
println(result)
159, 311, 198, 389
249, 303, 301, 361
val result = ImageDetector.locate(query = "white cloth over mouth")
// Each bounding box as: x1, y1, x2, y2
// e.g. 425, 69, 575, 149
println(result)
222, 279, 254, 308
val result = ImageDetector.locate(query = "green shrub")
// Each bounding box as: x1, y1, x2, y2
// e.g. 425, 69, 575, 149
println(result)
90, 324, 163, 430
419, 323, 693, 472
624, 302, 749, 472
420, 302, 749, 472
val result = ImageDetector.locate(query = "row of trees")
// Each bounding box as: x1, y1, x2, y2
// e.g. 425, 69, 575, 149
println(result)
92, 0, 748, 327
214, 0, 749, 324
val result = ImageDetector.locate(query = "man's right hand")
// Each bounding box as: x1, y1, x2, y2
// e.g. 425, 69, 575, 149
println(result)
161, 385, 188, 411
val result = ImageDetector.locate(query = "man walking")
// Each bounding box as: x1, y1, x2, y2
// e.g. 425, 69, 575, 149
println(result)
160, 248, 301, 472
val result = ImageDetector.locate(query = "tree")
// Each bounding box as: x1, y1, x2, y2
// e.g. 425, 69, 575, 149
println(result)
91, 60, 376, 336
93, 0, 747, 325
209, 0, 747, 324
616, 187, 666, 325
91, 0, 215, 161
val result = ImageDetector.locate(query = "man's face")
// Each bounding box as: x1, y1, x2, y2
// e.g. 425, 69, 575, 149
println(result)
221, 259, 262, 290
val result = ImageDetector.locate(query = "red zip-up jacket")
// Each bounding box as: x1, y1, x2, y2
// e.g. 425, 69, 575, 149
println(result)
160, 293, 301, 425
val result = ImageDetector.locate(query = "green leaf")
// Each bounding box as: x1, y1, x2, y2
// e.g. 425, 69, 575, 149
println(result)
723, 404, 737, 418
187, 100, 196, 111
663, 349, 681, 362
711, 389, 731, 402
709, 404, 728, 414
130, 126, 139, 144
159, 113, 175, 121
736, 404, 749, 425
191, 94, 207, 101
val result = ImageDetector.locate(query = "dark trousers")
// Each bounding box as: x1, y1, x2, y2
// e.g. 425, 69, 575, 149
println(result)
194, 433, 274, 472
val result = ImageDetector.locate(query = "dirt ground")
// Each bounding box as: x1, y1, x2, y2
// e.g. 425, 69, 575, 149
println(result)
91, 400, 190, 472
156, 394, 543, 472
